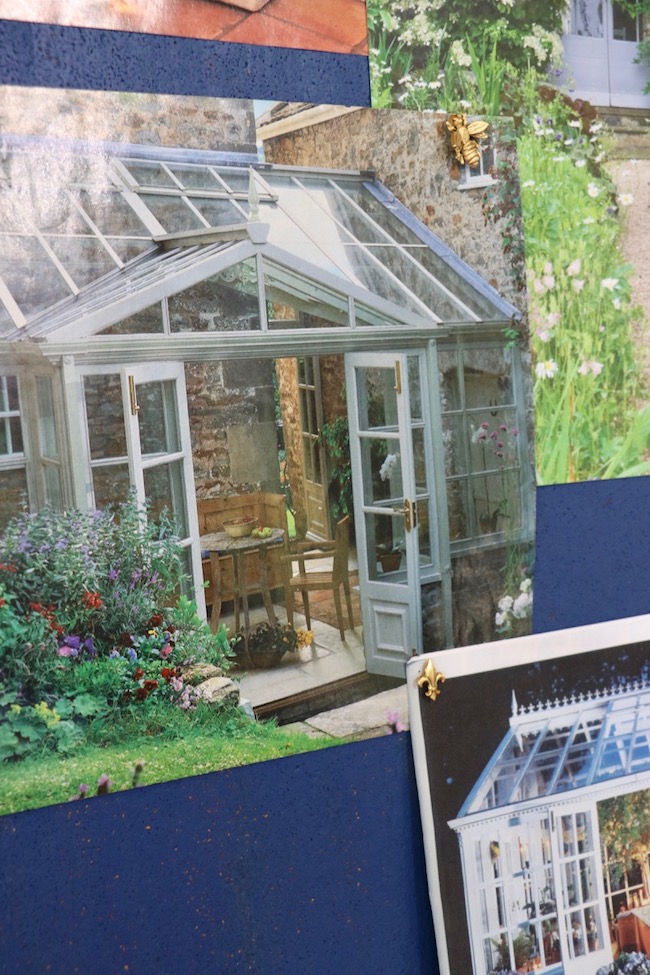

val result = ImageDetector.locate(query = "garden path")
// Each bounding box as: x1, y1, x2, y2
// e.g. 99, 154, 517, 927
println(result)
605, 155, 650, 390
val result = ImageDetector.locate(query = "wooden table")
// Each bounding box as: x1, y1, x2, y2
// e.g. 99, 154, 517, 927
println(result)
200, 528, 285, 633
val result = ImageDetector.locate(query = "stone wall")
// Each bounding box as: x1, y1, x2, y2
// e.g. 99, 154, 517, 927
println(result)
262, 108, 527, 310
185, 359, 280, 500
0, 87, 256, 153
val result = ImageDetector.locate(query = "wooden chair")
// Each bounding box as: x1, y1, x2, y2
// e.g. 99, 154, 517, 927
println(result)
281, 516, 354, 641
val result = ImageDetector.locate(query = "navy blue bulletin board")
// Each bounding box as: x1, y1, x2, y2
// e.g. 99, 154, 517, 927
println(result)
1, 19, 650, 974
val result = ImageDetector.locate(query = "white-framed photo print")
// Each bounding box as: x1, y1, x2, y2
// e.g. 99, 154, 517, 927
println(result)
407, 614, 650, 975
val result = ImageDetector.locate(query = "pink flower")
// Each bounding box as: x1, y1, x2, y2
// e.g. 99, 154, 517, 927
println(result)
566, 259, 581, 276
572, 279, 585, 293
387, 709, 405, 733
578, 360, 604, 376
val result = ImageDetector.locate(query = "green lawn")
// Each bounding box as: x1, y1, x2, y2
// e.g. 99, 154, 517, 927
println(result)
0, 722, 344, 817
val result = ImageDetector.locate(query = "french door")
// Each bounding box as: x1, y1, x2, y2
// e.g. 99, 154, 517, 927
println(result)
564, 0, 650, 108
346, 351, 442, 678
550, 804, 610, 975
81, 362, 205, 615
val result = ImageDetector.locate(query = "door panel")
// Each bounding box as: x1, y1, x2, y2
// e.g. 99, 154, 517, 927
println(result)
563, 0, 650, 108
346, 351, 440, 678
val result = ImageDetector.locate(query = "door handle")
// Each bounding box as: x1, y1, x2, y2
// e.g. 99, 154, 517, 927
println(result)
128, 375, 141, 416
391, 498, 417, 532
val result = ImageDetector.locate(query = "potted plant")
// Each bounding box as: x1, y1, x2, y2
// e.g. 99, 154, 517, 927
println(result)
379, 549, 403, 573
230, 620, 313, 670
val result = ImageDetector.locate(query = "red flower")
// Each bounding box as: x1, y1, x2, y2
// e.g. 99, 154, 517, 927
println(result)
148, 614, 163, 628
0, 598, 5, 608
0, 563, 16, 572
143, 680, 158, 692
161, 667, 179, 683
135, 687, 148, 701
119, 632, 133, 647
134, 668, 144, 681
82, 591, 102, 610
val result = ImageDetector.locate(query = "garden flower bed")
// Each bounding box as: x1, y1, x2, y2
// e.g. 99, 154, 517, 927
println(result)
0, 497, 339, 810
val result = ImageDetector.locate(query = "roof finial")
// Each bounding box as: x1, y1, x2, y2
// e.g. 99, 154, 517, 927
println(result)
511, 690, 518, 717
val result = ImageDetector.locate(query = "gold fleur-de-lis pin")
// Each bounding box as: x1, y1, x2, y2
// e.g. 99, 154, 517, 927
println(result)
417, 659, 446, 701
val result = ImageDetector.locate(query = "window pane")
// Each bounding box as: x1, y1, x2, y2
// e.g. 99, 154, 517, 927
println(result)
143, 460, 189, 537
43, 464, 64, 510
438, 349, 462, 412
168, 259, 260, 333
463, 347, 514, 408
360, 436, 402, 505
84, 374, 127, 461
36, 376, 59, 460
137, 380, 180, 456
92, 464, 132, 510
0, 467, 28, 530
101, 303, 164, 335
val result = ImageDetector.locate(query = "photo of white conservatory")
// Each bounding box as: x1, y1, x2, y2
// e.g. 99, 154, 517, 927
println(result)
450, 678, 650, 975
0, 99, 535, 708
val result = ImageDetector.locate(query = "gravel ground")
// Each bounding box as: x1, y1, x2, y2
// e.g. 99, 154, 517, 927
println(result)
605, 155, 650, 389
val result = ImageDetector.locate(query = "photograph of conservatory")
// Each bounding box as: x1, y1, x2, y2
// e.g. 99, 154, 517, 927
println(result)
0, 94, 535, 717
408, 622, 650, 975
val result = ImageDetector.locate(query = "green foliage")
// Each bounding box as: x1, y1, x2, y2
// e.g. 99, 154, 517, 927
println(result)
518, 96, 650, 482
318, 415, 353, 525
0, 691, 85, 761
0, 585, 59, 698
368, 0, 566, 114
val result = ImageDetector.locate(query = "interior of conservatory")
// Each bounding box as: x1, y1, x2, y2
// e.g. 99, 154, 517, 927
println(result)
0, 116, 534, 714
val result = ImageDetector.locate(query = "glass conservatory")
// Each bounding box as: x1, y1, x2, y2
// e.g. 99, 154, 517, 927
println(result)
449, 681, 650, 975
0, 135, 534, 676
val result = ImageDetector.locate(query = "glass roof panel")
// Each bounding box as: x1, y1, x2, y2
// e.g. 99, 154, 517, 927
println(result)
139, 194, 205, 233
167, 165, 227, 191
75, 187, 150, 237
461, 685, 650, 817
191, 198, 244, 227
0, 235, 72, 316
122, 160, 179, 188
338, 181, 505, 319
45, 236, 118, 288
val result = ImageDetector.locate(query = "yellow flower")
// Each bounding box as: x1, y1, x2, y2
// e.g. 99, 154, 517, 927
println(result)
297, 628, 314, 648
9, 704, 21, 714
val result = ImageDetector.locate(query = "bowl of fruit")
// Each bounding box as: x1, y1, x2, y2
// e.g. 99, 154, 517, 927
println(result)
223, 516, 257, 538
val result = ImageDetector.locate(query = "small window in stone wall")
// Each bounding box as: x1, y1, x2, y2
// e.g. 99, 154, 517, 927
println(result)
439, 345, 522, 545
457, 144, 497, 190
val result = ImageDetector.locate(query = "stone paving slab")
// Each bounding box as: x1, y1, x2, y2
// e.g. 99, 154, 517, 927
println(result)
285, 685, 409, 740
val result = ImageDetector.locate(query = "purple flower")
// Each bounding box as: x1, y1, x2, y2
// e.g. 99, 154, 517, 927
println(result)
83, 636, 97, 658
107, 567, 119, 582
96, 774, 112, 795
78, 783, 89, 796
126, 647, 137, 663
109, 649, 120, 659
62, 634, 82, 650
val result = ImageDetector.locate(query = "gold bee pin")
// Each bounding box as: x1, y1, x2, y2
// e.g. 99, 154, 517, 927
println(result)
446, 113, 489, 169
417, 659, 446, 701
